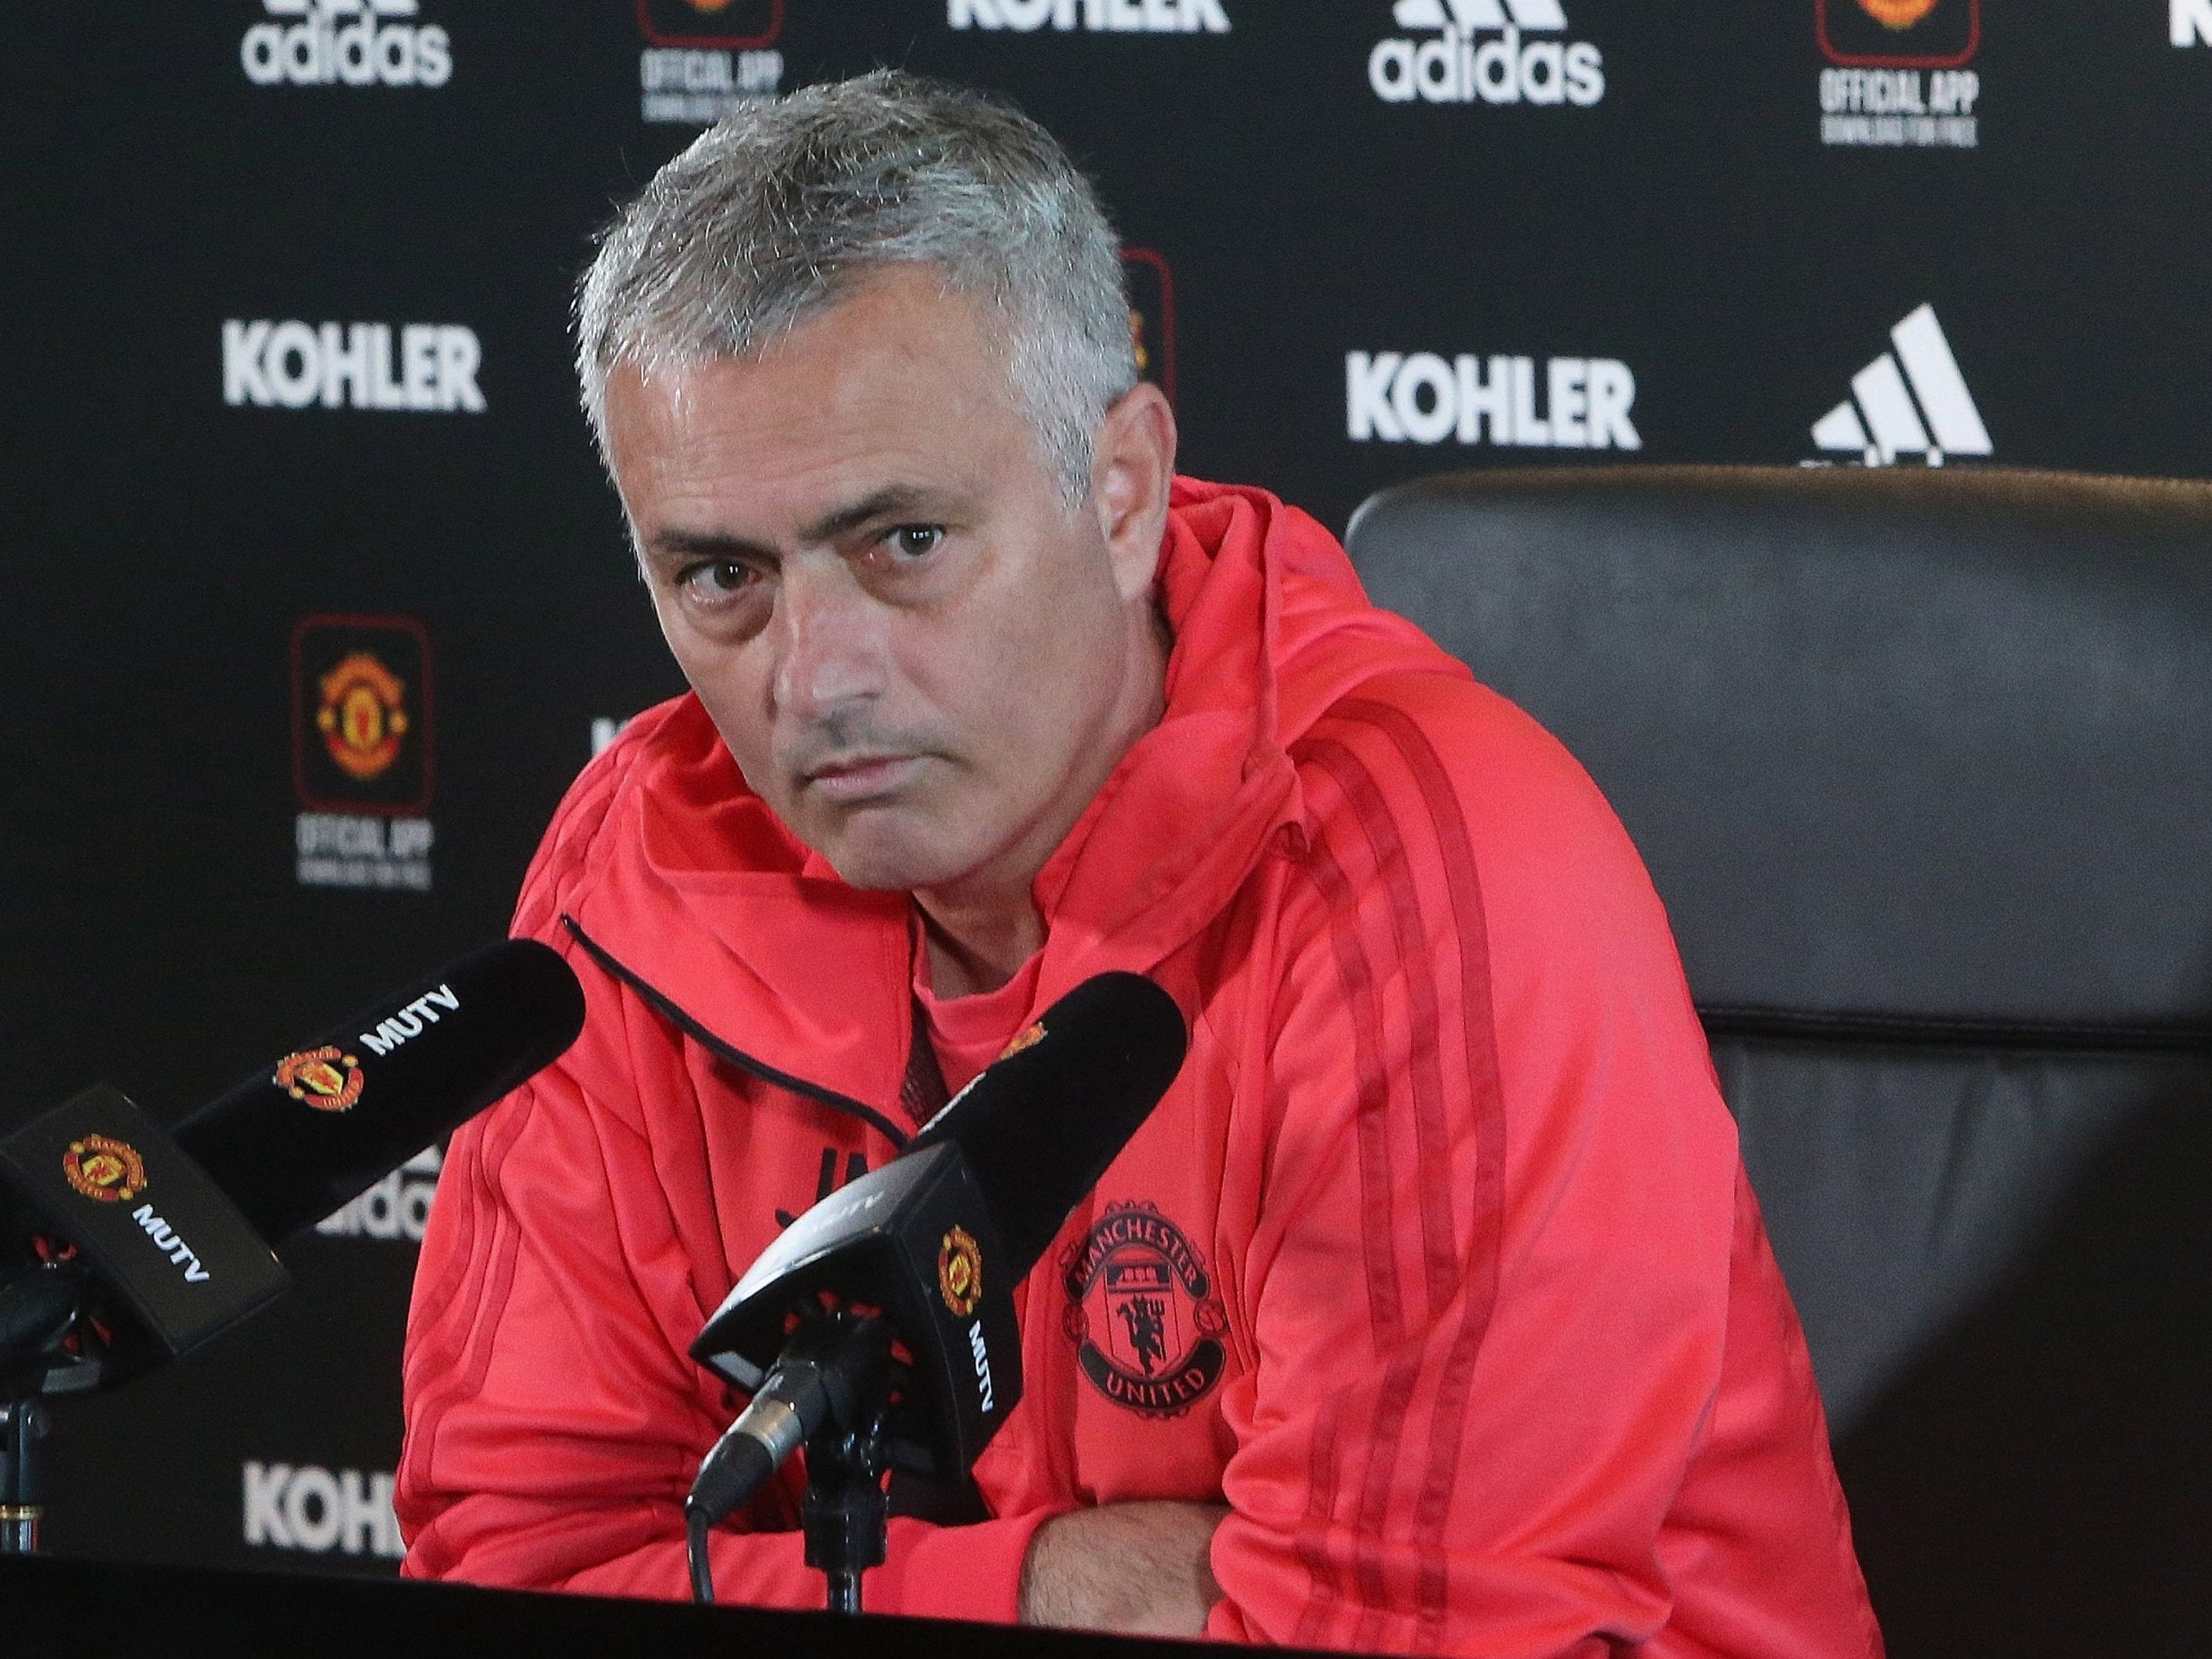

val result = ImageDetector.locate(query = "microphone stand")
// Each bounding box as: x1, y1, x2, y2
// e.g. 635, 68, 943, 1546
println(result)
801, 1399, 891, 1614
788, 1314, 894, 1615
0, 1397, 46, 1555
688, 1313, 898, 1614
0, 1260, 91, 1557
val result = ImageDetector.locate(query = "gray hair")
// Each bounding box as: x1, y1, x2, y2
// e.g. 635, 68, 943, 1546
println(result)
575, 71, 1137, 503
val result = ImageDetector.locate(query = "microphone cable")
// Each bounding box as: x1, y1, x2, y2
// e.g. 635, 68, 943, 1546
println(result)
686, 1502, 717, 1604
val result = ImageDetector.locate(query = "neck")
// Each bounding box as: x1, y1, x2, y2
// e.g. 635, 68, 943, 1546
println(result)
917, 891, 1044, 1000
915, 595, 1170, 1000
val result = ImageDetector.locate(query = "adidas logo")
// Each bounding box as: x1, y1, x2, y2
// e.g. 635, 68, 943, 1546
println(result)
1369, 0, 1604, 106
2176, 0, 2212, 46
1392, 0, 1564, 22
241, 0, 452, 89
1391, 0, 1567, 27
1811, 304, 1991, 467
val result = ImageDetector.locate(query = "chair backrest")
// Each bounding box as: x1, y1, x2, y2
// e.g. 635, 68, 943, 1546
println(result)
1345, 465, 2212, 1659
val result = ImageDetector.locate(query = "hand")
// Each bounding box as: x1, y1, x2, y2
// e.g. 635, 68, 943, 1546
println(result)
1018, 1500, 1229, 1637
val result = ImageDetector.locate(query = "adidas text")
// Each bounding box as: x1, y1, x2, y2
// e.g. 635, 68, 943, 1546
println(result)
242, 0, 451, 89
1371, 1, 1604, 106
319, 1148, 441, 1242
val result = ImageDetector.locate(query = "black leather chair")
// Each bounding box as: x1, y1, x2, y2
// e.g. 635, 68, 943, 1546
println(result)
1345, 466, 2212, 1659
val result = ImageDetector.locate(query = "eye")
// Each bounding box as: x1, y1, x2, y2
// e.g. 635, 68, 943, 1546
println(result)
886, 524, 945, 560
677, 560, 759, 604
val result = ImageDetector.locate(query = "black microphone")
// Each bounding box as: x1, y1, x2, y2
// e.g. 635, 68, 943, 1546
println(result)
684, 972, 1188, 1555
904, 971, 1193, 1275
171, 938, 584, 1244
0, 940, 585, 1394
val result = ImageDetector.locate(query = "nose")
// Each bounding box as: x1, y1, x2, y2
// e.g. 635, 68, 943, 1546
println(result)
769, 557, 889, 726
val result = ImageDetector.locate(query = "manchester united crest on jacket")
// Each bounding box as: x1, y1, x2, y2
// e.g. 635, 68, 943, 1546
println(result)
1061, 1201, 1228, 1418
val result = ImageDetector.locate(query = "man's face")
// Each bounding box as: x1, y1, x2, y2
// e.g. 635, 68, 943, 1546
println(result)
604, 267, 1159, 898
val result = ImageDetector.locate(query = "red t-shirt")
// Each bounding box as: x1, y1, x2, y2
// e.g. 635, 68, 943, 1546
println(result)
913, 927, 1043, 1102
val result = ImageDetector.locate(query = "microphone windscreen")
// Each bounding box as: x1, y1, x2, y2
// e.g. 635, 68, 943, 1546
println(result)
907, 972, 1187, 1278
173, 939, 585, 1244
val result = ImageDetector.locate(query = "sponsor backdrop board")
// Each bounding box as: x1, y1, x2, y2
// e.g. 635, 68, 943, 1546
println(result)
1, 0, 2207, 1642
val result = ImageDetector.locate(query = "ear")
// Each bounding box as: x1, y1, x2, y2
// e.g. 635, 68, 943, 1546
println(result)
1088, 382, 1178, 603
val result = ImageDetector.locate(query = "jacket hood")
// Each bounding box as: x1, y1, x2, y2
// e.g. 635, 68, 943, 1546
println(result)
561, 477, 1465, 1111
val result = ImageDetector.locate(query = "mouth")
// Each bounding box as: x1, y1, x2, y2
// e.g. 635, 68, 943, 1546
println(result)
801, 753, 923, 804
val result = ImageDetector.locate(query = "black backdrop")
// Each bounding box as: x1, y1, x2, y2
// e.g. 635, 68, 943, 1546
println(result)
3, 0, 2208, 1630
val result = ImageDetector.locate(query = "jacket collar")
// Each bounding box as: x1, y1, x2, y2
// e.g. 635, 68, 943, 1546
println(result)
565, 478, 1461, 1111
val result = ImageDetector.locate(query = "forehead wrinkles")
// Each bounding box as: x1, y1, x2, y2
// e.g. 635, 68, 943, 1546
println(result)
625, 275, 1044, 482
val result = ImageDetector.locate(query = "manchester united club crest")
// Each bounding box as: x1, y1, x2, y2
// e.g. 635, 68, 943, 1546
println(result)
638, 0, 783, 48
1061, 1201, 1228, 1419
938, 1224, 983, 1318
1818, 0, 1977, 66
1858, 0, 1939, 24
291, 615, 434, 817
274, 1046, 365, 1112
318, 650, 411, 782
63, 1135, 147, 1203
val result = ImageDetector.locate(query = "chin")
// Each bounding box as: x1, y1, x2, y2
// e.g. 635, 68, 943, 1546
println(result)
815, 830, 979, 895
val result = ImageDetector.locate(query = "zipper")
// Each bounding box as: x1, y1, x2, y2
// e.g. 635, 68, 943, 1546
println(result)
569, 913, 993, 1523
561, 914, 912, 1150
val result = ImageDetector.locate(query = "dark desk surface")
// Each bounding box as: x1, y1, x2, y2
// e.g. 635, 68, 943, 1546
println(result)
0, 1553, 1218, 1659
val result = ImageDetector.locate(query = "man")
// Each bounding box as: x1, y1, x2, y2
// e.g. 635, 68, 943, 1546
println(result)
396, 72, 1882, 1655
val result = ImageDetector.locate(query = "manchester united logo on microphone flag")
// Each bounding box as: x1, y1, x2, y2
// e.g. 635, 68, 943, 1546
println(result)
63, 1135, 147, 1204
939, 1224, 983, 1317
1061, 1201, 1228, 1419
275, 1046, 365, 1113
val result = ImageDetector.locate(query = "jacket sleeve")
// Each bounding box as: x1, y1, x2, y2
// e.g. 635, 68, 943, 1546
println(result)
393, 1045, 1059, 1616
1204, 681, 1877, 1657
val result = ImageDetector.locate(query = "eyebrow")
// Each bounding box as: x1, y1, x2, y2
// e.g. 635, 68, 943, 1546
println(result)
643, 484, 957, 567
805, 483, 951, 544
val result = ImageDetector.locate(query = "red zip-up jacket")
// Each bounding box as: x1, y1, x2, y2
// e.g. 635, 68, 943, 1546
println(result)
396, 479, 1882, 1657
